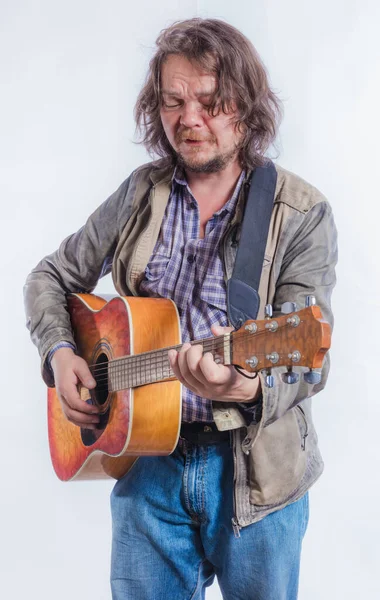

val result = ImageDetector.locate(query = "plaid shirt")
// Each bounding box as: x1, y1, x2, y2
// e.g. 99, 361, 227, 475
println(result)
139, 167, 245, 423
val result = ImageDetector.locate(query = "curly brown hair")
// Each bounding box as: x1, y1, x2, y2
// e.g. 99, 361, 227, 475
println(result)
135, 18, 282, 169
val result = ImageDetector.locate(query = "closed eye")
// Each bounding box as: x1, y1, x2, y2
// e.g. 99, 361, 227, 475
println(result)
163, 102, 182, 108
162, 96, 183, 108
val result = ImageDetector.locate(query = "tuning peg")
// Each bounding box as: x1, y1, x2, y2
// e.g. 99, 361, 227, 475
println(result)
265, 304, 273, 319
281, 368, 300, 384
305, 295, 316, 307
264, 372, 274, 388
303, 369, 322, 384
281, 302, 298, 314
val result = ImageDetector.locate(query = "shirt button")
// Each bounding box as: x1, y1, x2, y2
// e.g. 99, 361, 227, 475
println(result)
187, 255, 195, 264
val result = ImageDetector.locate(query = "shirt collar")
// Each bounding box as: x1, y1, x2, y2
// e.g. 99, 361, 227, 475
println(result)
172, 164, 245, 215
172, 164, 188, 187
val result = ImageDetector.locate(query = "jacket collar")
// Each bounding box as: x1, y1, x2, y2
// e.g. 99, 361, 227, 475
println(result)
148, 158, 175, 186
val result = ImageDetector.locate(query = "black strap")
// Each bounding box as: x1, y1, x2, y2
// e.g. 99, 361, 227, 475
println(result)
227, 161, 277, 328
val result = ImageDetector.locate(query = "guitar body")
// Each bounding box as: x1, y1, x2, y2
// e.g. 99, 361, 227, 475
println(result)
48, 294, 182, 482
47, 293, 330, 483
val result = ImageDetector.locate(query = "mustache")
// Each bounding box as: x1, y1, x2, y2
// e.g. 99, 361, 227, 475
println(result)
175, 130, 215, 143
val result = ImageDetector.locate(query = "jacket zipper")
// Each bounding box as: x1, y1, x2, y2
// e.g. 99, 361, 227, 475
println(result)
220, 222, 242, 539
226, 181, 251, 539
296, 405, 309, 451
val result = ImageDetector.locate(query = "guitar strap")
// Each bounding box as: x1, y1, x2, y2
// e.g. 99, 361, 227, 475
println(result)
226, 160, 277, 328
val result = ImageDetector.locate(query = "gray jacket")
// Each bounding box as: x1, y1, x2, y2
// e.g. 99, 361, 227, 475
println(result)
24, 158, 338, 530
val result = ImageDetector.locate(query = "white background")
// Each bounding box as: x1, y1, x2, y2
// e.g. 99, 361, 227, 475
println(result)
1, 1, 380, 598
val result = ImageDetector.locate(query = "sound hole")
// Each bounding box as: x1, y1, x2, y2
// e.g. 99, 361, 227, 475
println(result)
93, 352, 109, 406
80, 352, 111, 447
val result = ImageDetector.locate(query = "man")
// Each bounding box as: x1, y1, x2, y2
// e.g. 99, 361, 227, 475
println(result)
24, 18, 337, 600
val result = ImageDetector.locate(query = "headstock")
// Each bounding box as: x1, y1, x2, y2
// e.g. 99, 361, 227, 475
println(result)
231, 300, 331, 387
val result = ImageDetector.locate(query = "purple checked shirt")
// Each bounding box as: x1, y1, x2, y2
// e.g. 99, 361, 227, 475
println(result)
139, 167, 245, 423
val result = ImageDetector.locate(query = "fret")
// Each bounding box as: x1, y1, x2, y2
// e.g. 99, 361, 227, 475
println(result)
107, 333, 232, 392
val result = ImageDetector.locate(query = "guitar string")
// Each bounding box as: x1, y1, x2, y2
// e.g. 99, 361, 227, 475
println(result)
92, 347, 288, 393
86, 330, 270, 386
89, 336, 229, 376
86, 321, 306, 387
93, 351, 296, 392
86, 318, 300, 375
83, 319, 308, 391
93, 340, 253, 386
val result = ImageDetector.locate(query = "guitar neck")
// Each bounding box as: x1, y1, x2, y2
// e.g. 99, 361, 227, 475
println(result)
91, 305, 329, 393
107, 334, 231, 391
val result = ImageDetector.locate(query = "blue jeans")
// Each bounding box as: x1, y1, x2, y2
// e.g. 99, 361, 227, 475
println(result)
110, 438, 309, 600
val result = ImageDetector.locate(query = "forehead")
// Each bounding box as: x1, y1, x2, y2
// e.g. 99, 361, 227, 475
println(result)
161, 54, 216, 95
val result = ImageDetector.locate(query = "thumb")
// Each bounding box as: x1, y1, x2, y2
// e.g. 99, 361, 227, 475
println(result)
74, 358, 96, 389
211, 324, 234, 337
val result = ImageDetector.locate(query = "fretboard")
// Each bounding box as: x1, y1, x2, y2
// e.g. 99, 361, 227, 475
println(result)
107, 334, 232, 392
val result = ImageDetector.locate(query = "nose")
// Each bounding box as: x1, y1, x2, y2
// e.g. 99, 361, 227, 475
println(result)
180, 101, 203, 128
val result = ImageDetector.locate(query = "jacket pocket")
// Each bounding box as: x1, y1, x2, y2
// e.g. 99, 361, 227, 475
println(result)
295, 404, 309, 451
248, 406, 308, 506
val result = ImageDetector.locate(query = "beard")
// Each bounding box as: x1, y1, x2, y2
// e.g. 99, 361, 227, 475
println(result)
173, 129, 241, 173
176, 146, 239, 173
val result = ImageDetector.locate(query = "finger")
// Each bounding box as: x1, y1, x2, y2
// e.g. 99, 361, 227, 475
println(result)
168, 349, 179, 376
59, 395, 100, 427
168, 347, 202, 394
199, 352, 232, 386
74, 360, 96, 389
67, 412, 100, 428
175, 343, 191, 379
211, 325, 234, 337
64, 412, 99, 429
58, 382, 99, 415
177, 343, 205, 389
185, 344, 209, 386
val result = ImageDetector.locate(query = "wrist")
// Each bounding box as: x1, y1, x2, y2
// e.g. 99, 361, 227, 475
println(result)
50, 345, 76, 370
235, 373, 261, 403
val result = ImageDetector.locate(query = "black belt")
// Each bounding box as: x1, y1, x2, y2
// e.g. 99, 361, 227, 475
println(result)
180, 421, 230, 445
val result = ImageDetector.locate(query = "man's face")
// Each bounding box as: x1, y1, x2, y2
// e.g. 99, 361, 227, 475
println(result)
160, 54, 242, 173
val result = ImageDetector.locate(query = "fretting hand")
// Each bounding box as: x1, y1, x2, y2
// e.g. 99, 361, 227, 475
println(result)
168, 325, 261, 403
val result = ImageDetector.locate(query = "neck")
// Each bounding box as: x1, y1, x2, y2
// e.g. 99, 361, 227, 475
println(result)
185, 159, 242, 195
184, 161, 243, 217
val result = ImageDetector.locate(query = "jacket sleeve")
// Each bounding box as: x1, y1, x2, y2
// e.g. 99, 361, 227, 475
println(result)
23, 176, 132, 386
259, 199, 338, 427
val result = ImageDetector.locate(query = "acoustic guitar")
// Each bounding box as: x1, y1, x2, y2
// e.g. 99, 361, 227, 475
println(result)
48, 293, 330, 482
